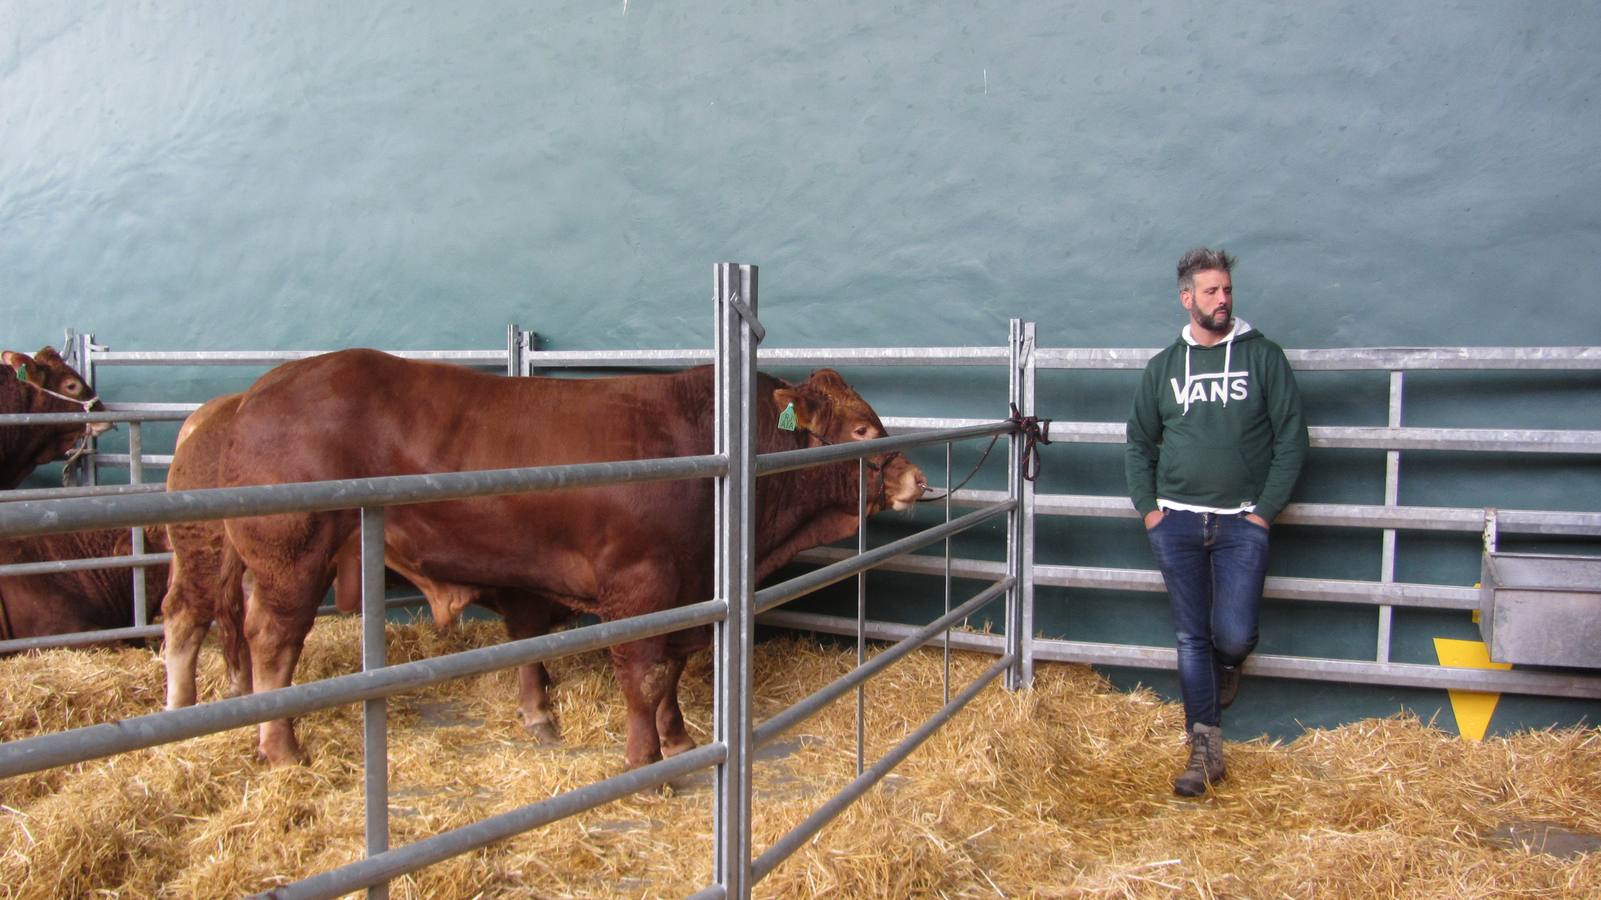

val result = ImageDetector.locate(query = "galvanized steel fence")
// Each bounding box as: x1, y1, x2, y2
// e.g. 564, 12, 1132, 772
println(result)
0, 265, 1031, 899
3, 277, 1600, 895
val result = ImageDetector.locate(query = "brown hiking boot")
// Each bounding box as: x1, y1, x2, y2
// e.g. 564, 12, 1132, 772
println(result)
1218, 664, 1240, 710
1173, 722, 1226, 797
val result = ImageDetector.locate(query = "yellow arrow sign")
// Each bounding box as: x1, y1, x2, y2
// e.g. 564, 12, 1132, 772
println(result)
1433, 637, 1511, 741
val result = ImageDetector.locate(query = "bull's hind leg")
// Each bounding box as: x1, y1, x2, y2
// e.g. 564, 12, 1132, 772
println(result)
656, 624, 710, 757
161, 523, 216, 709
215, 575, 254, 699
245, 584, 321, 765
609, 635, 674, 769
597, 554, 684, 769
160, 573, 209, 709
235, 527, 340, 766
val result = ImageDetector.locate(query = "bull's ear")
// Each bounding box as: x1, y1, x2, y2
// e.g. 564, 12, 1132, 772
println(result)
2, 350, 40, 384
807, 368, 850, 391
772, 386, 822, 433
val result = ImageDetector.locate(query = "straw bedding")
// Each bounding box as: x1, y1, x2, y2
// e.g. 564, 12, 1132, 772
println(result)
2, 617, 1598, 898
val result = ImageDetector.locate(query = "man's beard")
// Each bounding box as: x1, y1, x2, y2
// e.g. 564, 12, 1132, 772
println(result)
1195, 307, 1232, 334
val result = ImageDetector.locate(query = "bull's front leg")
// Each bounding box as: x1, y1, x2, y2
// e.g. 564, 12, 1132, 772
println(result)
495, 591, 562, 743
653, 653, 693, 757
754, 509, 861, 583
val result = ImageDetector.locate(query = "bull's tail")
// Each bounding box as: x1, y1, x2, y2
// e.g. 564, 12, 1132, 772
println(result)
215, 540, 250, 687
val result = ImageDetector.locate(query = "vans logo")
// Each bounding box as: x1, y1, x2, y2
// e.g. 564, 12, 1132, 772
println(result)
1170, 370, 1250, 406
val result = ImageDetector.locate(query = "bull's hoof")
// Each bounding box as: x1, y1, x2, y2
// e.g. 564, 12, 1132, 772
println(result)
255, 743, 310, 767
523, 720, 562, 745
661, 737, 697, 759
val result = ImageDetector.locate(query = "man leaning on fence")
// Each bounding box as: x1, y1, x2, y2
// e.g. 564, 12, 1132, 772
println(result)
1124, 247, 1309, 797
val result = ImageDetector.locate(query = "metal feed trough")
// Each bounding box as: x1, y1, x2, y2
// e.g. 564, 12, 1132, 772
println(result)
1480, 552, 1601, 668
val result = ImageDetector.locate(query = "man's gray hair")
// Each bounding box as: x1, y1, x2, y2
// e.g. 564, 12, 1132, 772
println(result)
1176, 247, 1236, 291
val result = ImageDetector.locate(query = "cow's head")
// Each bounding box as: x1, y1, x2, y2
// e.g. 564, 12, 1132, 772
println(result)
772, 369, 888, 446
772, 368, 926, 511
3, 346, 110, 463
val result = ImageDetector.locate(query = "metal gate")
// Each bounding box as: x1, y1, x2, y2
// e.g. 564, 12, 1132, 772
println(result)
0, 264, 1034, 898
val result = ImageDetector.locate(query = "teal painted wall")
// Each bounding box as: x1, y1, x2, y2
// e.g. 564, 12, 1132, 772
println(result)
4, 2, 1599, 737
6, 2, 1601, 352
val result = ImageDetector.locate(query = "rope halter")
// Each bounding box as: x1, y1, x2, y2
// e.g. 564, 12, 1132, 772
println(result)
12, 364, 108, 483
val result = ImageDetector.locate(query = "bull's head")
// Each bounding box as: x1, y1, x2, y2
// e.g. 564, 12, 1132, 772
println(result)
772, 368, 925, 512
3, 346, 110, 464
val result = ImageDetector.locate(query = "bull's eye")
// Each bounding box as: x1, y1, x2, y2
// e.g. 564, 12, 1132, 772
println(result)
852, 425, 872, 439
62, 379, 83, 396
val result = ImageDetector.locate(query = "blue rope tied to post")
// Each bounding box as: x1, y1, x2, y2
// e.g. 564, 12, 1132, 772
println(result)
918, 404, 1052, 501
1009, 402, 1052, 483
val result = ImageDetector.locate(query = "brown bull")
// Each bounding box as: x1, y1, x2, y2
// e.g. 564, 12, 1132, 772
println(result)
1, 346, 109, 489
0, 346, 157, 647
219, 351, 924, 767
0, 528, 169, 646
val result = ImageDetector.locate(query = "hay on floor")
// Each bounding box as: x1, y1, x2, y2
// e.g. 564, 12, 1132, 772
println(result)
2, 617, 1599, 898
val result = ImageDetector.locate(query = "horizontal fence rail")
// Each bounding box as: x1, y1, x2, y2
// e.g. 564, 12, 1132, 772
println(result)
875, 489, 1601, 540
0, 599, 728, 779
0, 411, 191, 429
0, 455, 729, 539
527, 345, 1601, 373
0, 550, 171, 578
0, 593, 424, 656
887, 418, 1601, 457
81, 349, 515, 367
1034, 345, 1601, 371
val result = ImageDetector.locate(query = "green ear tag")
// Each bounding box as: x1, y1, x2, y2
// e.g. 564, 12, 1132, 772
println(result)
15, 364, 26, 383
777, 402, 797, 432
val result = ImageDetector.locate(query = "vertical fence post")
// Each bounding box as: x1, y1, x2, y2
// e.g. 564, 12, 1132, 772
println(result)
1005, 319, 1037, 690
128, 422, 148, 626
67, 330, 100, 488
942, 442, 953, 705
360, 505, 390, 900
855, 458, 867, 776
713, 262, 758, 899
1376, 370, 1403, 663
1019, 321, 1037, 686
505, 323, 526, 378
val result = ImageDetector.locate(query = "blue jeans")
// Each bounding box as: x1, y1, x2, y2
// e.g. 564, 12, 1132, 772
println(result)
1146, 509, 1270, 730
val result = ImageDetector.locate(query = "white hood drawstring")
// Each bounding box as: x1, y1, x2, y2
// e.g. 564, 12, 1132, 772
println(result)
1182, 344, 1192, 416
1222, 331, 1234, 408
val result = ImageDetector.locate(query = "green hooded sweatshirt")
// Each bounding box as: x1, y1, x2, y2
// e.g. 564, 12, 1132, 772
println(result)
1124, 318, 1309, 522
